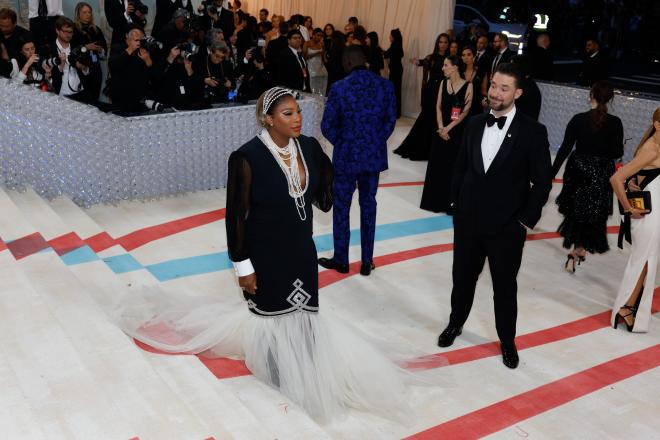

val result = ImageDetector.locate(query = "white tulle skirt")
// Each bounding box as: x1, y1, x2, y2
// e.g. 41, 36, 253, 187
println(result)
115, 287, 431, 423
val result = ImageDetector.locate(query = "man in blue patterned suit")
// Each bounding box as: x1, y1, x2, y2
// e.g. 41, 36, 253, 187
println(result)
318, 45, 397, 276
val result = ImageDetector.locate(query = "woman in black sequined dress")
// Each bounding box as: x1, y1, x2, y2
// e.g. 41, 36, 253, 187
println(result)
552, 81, 624, 271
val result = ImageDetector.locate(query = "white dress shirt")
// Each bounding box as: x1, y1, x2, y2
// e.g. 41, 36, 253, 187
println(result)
55, 39, 85, 96
28, 0, 63, 18
481, 105, 516, 172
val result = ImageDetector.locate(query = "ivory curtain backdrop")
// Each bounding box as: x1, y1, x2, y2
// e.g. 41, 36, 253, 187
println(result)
246, 0, 455, 117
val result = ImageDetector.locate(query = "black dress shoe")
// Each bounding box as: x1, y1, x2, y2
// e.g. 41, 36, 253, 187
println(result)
437, 325, 462, 347
501, 343, 519, 369
318, 257, 349, 273
360, 261, 375, 276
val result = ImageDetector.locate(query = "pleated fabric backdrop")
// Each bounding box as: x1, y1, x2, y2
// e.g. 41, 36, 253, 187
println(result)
245, 0, 455, 117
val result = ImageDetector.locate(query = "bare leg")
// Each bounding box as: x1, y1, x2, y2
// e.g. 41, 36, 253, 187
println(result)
619, 262, 648, 327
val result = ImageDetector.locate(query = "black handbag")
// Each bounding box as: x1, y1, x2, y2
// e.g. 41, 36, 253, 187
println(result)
618, 191, 652, 215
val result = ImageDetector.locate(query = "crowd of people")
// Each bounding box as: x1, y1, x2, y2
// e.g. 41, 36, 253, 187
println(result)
0, 2, 406, 116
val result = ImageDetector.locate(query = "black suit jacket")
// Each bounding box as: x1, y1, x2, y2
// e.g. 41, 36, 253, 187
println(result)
274, 47, 311, 92
577, 51, 608, 86
451, 111, 552, 235
105, 0, 130, 45
488, 48, 514, 77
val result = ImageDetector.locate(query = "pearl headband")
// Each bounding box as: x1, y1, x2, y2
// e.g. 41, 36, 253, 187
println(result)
262, 87, 295, 115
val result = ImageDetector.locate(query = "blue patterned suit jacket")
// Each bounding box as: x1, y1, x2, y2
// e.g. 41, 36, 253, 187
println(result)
321, 67, 397, 175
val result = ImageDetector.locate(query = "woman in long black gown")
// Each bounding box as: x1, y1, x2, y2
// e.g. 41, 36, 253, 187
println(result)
394, 33, 450, 160
384, 28, 403, 118
118, 87, 415, 423
552, 81, 623, 272
420, 55, 473, 213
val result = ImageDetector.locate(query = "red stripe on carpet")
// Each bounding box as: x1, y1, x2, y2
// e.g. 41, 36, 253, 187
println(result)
48, 232, 86, 256
407, 287, 659, 370
379, 181, 424, 188
406, 344, 660, 440
6, 232, 50, 260
116, 209, 226, 251
84, 232, 116, 253
0, 238, 6, 252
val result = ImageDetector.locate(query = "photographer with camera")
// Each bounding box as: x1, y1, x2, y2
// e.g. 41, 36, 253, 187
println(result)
10, 36, 51, 88
41, 17, 93, 103
159, 8, 199, 52
194, 41, 234, 104
105, 0, 148, 47
236, 44, 268, 102
196, 0, 233, 40
0, 8, 32, 60
153, 0, 193, 39
155, 42, 204, 110
71, 2, 107, 101
108, 27, 160, 114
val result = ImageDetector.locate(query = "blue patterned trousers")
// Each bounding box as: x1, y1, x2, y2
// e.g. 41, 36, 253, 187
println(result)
332, 171, 380, 264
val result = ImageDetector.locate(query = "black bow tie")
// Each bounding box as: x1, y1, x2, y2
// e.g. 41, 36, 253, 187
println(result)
486, 114, 507, 129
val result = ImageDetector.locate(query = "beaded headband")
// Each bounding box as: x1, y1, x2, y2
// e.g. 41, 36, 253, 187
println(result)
262, 87, 295, 115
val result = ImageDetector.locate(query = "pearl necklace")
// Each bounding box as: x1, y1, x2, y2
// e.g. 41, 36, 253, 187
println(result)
258, 130, 309, 221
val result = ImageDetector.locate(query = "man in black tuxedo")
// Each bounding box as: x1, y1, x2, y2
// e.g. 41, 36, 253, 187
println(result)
105, 0, 134, 46
437, 62, 552, 369
273, 29, 310, 92
577, 38, 607, 86
474, 35, 491, 75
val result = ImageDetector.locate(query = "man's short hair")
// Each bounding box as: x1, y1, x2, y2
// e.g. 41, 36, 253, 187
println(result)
279, 21, 290, 35
126, 27, 144, 40
348, 16, 358, 24
0, 8, 17, 24
497, 32, 509, 45
206, 27, 224, 45
259, 8, 268, 15
342, 44, 367, 67
494, 61, 522, 88
210, 42, 228, 53
55, 16, 74, 30
287, 29, 302, 40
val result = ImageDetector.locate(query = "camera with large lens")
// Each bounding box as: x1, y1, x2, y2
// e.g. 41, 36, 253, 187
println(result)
249, 47, 264, 64
140, 98, 166, 112
43, 56, 61, 69
177, 42, 199, 61
130, 0, 148, 15
139, 36, 164, 52
68, 46, 93, 67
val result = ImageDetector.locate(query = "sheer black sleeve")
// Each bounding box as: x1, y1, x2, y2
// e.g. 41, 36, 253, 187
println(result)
311, 139, 334, 213
226, 151, 252, 262
551, 115, 578, 178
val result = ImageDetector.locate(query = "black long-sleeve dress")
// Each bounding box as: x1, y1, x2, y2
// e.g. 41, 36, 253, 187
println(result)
394, 52, 445, 160
383, 43, 403, 118
553, 110, 624, 253
226, 134, 333, 316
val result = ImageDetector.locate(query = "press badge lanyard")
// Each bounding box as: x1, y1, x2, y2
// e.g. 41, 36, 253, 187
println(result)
448, 80, 463, 121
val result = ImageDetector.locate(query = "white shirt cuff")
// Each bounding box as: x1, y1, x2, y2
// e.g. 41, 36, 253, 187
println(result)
233, 258, 254, 276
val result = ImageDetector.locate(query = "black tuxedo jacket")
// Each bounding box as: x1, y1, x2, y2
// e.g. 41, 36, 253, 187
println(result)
275, 47, 311, 92
451, 111, 552, 235
105, 0, 130, 45
488, 48, 514, 77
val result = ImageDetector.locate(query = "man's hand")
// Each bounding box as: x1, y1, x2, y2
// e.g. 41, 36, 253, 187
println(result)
205, 77, 219, 87
239, 273, 257, 294
85, 42, 103, 52
126, 2, 135, 13
137, 47, 152, 66
167, 46, 181, 64
26, 53, 39, 67
57, 53, 67, 70
183, 57, 193, 76
224, 78, 232, 88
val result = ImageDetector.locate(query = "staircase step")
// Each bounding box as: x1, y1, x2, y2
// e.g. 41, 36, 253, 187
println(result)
0, 188, 214, 438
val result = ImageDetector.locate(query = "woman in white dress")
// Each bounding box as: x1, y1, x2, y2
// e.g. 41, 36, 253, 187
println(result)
303, 28, 327, 95
610, 107, 660, 332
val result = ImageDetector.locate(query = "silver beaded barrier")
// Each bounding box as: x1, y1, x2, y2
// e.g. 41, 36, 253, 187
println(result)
0, 78, 325, 207
538, 82, 660, 161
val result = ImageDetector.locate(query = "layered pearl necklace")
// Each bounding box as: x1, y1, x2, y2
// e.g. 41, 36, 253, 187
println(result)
258, 129, 309, 221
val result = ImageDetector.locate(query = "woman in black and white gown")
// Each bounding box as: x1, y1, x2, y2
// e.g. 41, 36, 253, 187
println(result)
610, 107, 660, 333
117, 87, 432, 423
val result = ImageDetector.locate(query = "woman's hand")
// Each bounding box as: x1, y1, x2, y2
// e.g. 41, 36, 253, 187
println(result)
627, 207, 650, 219
627, 177, 641, 192
239, 273, 257, 294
